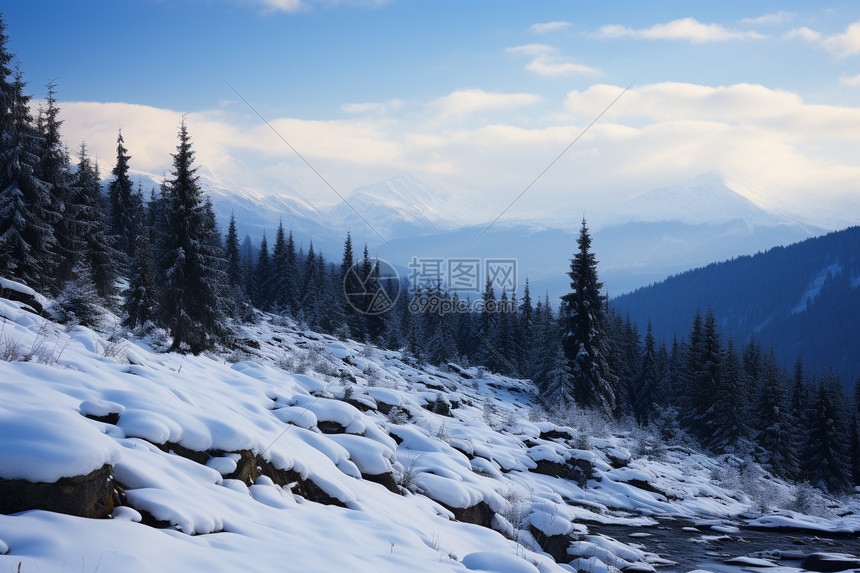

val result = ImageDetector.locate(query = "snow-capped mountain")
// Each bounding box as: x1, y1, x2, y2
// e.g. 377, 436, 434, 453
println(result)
125, 163, 826, 296
327, 173, 486, 239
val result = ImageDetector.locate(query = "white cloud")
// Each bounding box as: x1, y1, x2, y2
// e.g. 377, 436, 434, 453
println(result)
429, 89, 540, 118
506, 44, 601, 77
596, 18, 765, 42
740, 11, 795, 26
529, 21, 571, 34
341, 99, 405, 114
840, 73, 860, 86
787, 21, 860, 58
247, 0, 389, 14
54, 80, 860, 230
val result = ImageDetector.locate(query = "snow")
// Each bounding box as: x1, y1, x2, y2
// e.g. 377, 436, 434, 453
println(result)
0, 404, 121, 482
461, 551, 540, 572
0, 298, 858, 572
0, 277, 48, 309
791, 262, 842, 314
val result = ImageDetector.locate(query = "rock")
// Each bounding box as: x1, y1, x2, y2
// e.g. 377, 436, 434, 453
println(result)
529, 524, 570, 563
0, 464, 114, 518
223, 449, 347, 507
363, 471, 399, 494
530, 457, 593, 488
317, 420, 347, 434
0, 277, 46, 315
440, 500, 494, 528
422, 396, 452, 417
800, 553, 860, 572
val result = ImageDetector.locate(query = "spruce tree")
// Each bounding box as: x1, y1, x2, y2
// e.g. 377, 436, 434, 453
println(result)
634, 320, 659, 426
754, 351, 798, 477
685, 309, 722, 441
803, 373, 853, 493
285, 230, 298, 313
708, 339, 747, 453
0, 65, 54, 287
36, 83, 72, 288
517, 278, 535, 377
271, 220, 288, 312
560, 218, 615, 412
122, 232, 155, 330
253, 233, 271, 310
107, 129, 139, 261
157, 119, 226, 353
73, 142, 117, 299
224, 213, 242, 291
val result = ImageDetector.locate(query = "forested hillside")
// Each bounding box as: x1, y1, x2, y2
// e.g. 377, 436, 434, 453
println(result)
613, 226, 860, 386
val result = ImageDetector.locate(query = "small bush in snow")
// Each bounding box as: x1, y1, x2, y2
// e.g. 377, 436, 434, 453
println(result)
790, 482, 832, 517
387, 406, 409, 425
364, 364, 382, 387
0, 320, 21, 362
394, 457, 422, 493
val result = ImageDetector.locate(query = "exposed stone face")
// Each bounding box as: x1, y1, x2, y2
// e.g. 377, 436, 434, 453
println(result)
363, 472, 399, 494
0, 464, 114, 518
529, 525, 570, 563
530, 457, 593, 488
0, 281, 45, 315
800, 553, 860, 572
440, 500, 494, 528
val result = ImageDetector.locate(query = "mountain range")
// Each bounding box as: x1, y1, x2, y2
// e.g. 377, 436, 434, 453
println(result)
120, 163, 828, 298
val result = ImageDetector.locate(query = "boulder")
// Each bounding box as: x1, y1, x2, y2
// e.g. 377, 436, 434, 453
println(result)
800, 553, 860, 572
0, 464, 114, 518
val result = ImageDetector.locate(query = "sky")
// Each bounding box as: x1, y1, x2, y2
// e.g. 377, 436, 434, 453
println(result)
5, 0, 860, 229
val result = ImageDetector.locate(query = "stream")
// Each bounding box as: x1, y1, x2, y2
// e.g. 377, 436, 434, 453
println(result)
590, 519, 860, 572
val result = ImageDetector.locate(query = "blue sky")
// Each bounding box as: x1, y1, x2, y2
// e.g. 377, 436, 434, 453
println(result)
5, 1, 860, 228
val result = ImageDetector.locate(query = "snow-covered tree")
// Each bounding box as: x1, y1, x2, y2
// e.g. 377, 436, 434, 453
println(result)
157, 119, 227, 353
73, 142, 118, 299
122, 232, 155, 330
559, 218, 615, 412
0, 64, 55, 287
107, 130, 141, 262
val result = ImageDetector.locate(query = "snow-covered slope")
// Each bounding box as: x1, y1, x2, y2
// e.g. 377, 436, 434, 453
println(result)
1, 293, 858, 572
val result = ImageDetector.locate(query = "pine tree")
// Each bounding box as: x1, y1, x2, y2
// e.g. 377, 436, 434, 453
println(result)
224, 213, 242, 291
73, 142, 117, 299
685, 308, 722, 441
271, 220, 288, 312
803, 373, 853, 493
53, 265, 100, 327
253, 233, 271, 310
122, 232, 155, 330
36, 83, 72, 288
754, 351, 798, 477
708, 339, 747, 453
0, 15, 13, 134
850, 379, 860, 486
107, 129, 139, 261
517, 278, 535, 377
285, 229, 298, 313
157, 119, 226, 353
634, 320, 659, 426
0, 64, 54, 287
340, 232, 363, 338
560, 218, 615, 412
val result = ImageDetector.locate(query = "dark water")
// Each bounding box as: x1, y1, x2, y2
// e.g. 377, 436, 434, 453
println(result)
590, 519, 860, 572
